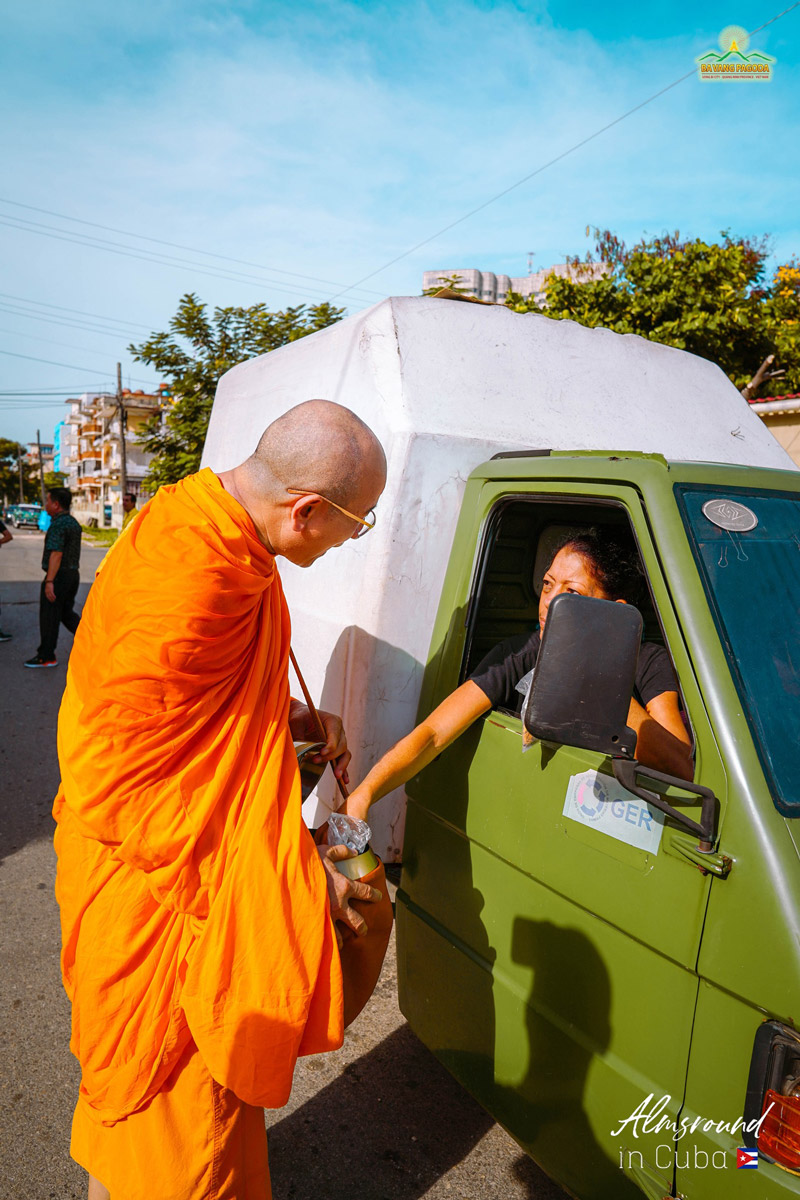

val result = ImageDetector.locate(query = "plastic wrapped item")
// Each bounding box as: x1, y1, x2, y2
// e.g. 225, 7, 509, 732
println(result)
516, 667, 538, 752
327, 812, 371, 854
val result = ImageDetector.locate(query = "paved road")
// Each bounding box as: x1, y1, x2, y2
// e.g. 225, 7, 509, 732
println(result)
0, 530, 568, 1200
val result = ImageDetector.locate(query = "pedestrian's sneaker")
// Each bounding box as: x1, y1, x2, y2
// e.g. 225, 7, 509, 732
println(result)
24, 654, 57, 668
0, 629, 11, 642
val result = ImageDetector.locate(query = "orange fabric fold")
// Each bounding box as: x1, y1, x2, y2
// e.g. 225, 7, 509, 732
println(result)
70, 1036, 271, 1200
54, 468, 343, 1126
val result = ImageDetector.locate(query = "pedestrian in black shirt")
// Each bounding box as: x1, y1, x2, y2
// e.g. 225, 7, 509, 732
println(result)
342, 529, 694, 824
25, 487, 82, 668
0, 516, 12, 642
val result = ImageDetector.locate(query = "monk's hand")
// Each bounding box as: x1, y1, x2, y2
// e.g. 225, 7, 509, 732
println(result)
288, 701, 351, 784
317, 844, 382, 947
313, 708, 351, 784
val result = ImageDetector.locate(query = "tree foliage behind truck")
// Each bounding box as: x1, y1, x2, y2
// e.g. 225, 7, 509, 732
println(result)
130, 293, 345, 489
506, 229, 800, 397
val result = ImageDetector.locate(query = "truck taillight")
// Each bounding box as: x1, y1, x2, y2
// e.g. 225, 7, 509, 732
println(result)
758, 1089, 800, 1173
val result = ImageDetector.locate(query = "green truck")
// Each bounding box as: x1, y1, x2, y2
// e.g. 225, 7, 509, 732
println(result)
398, 451, 800, 1199
205, 296, 800, 1198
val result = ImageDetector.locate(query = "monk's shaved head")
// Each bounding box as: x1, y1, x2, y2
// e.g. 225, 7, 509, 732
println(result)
220, 400, 386, 563
245, 399, 386, 508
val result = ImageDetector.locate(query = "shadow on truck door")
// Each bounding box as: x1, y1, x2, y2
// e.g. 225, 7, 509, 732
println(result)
399, 722, 640, 1200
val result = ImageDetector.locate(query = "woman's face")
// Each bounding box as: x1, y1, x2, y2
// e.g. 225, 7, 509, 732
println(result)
538, 547, 611, 631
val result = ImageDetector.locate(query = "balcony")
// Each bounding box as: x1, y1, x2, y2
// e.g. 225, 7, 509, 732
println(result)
81, 422, 102, 435
107, 446, 152, 476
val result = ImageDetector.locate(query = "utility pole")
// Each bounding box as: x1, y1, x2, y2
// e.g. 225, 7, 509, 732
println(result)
17, 445, 23, 502
117, 362, 128, 500
36, 429, 46, 508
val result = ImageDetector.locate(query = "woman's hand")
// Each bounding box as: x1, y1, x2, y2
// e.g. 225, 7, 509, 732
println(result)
336, 783, 373, 824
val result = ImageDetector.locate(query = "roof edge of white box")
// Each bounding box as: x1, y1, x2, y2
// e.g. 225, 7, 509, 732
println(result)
202, 295, 794, 860
202, 294, 791, 471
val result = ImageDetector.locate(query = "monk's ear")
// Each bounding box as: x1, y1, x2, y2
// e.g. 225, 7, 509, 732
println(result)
288, 494, 322, 529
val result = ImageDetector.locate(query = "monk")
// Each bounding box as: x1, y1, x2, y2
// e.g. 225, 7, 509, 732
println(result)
53, 399, 387, 1200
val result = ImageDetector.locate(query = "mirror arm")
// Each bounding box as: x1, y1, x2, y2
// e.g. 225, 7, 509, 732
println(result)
611, 758, 719, 852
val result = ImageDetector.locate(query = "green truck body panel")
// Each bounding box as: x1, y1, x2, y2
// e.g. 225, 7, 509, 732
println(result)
396, 454, 800, 1198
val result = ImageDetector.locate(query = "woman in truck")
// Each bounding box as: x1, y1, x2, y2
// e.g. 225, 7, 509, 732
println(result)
343, 529, 694, 823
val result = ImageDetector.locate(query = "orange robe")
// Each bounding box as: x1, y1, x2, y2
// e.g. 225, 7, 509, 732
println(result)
54, 469, 343, 1190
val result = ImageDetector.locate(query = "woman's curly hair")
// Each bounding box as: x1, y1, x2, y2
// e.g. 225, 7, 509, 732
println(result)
550, 527, 644, 604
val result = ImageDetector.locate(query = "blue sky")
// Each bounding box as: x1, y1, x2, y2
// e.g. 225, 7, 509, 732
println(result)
0, 0, 798, 444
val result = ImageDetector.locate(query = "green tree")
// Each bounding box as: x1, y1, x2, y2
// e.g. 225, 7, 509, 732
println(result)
761, 261, 800, 393
45, 470, 68, 491
130, 294, 346, 489
506, 230, 800, 396
0, 439, 40, 504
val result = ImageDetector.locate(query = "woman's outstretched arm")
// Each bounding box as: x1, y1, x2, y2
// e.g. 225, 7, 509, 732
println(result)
342, 681, 492, 821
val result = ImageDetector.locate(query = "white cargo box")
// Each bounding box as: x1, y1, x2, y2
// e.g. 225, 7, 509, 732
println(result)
202, 295, 792, 859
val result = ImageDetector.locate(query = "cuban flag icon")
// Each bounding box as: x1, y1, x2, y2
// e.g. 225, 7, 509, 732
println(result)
737, 1148, 759, 1169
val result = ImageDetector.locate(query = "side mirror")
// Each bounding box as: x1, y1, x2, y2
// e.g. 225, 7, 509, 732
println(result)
523, 593, 642, 758
523, 592, 721, 854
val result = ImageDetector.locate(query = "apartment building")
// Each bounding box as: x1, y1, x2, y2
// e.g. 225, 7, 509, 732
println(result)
62, 385, 170, 528
422, 261, 610, 306
24, 440, 55, 481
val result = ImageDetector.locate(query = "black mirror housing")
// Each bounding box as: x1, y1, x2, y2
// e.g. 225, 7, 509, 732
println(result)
523, 593, 642, 758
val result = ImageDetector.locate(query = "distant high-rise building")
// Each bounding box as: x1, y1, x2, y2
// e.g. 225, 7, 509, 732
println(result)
423, 262, 609, 307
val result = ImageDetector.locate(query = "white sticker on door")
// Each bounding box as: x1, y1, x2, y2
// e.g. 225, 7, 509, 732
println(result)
563, 769, 665, 854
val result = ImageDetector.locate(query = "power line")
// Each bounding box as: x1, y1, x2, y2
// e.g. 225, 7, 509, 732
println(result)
0, 302, 146, 341
328, 2, 800, 301
0, 214, 348, 303
0, 387, 111, 395
0, 290, 150, 331
0, 347, 158, 385
0, 326, 136, 358
0, 196, 386, 300
0, 400, 76, 408
0, 212, 379, 307
0, 347, 116, 372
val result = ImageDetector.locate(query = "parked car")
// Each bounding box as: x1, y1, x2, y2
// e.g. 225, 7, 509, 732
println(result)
5, 503, 43, 528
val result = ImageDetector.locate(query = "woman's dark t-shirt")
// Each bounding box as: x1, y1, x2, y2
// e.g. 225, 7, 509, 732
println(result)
469, 629, 679, 714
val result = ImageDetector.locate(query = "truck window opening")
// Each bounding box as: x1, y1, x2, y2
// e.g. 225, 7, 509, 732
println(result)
462, 496, 693, 753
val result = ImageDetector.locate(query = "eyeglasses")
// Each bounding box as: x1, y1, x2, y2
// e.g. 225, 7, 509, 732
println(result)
286, 489, 377, 538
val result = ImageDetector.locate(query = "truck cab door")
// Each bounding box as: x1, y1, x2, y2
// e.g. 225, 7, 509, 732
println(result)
398, 480, 728, 1200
